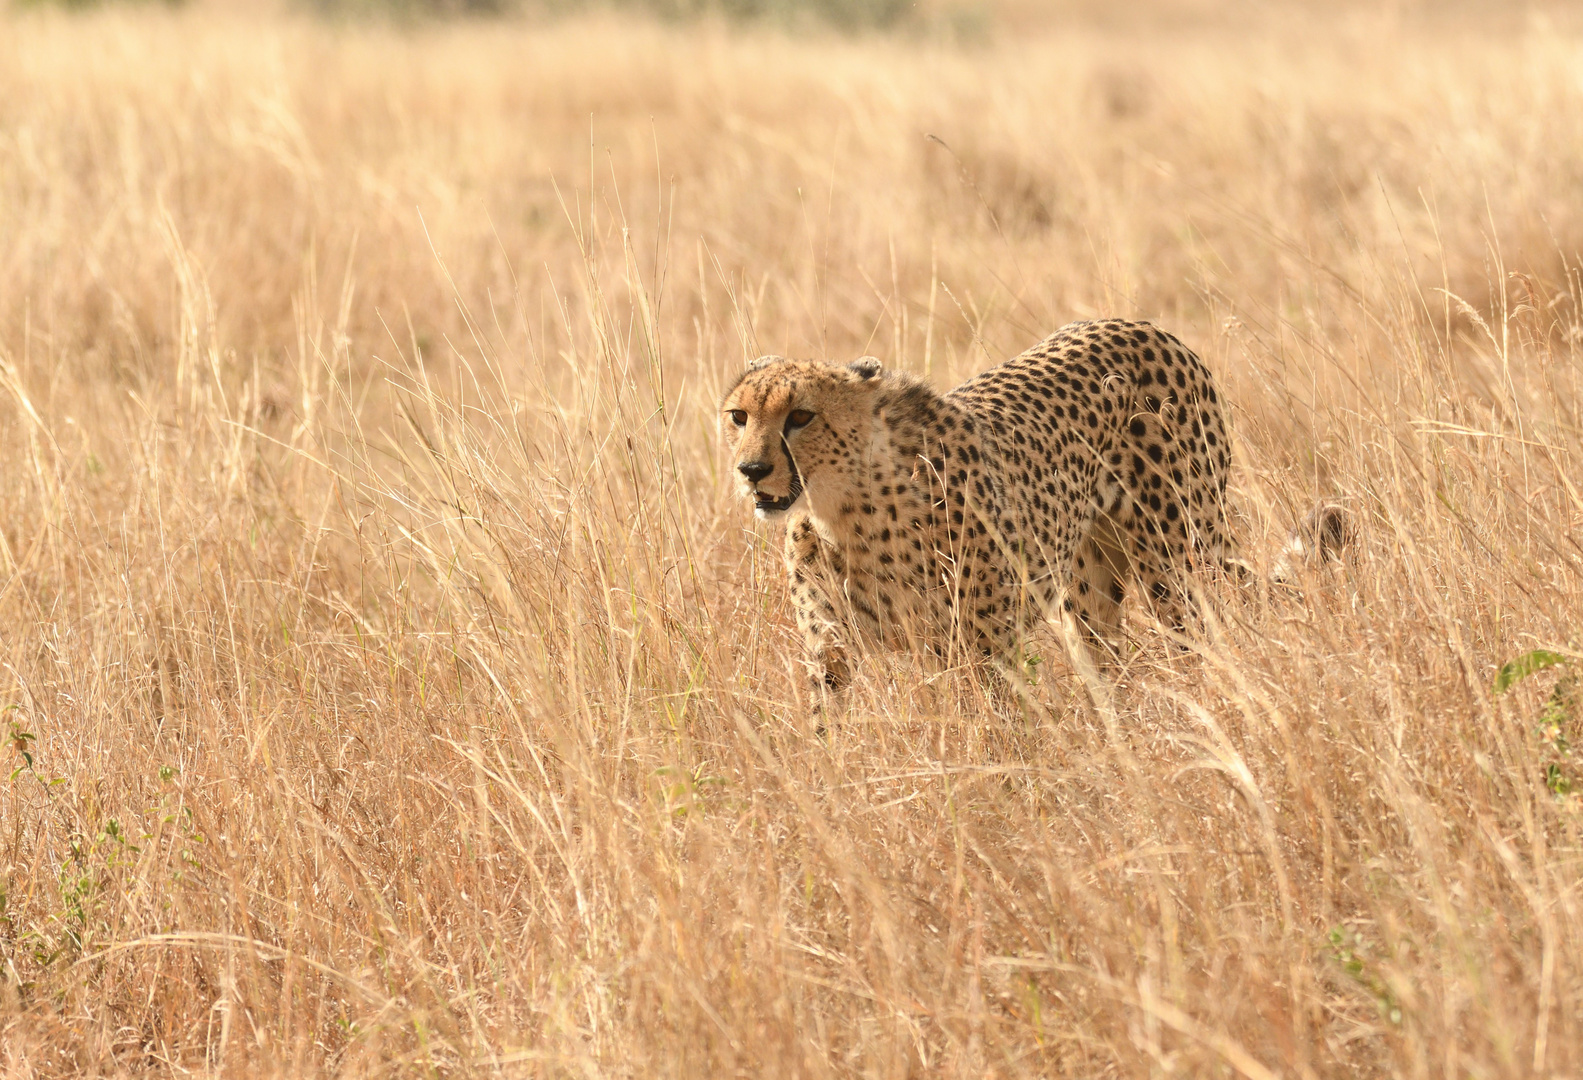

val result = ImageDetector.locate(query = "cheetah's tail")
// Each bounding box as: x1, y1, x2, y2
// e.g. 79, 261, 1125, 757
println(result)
1269, 502, 1355, 586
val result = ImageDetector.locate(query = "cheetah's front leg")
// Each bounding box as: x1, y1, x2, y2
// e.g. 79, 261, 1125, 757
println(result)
784, 517, 852, 693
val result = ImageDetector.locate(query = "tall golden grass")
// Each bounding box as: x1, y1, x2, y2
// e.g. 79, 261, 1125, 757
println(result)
1, 3, 1581, 1075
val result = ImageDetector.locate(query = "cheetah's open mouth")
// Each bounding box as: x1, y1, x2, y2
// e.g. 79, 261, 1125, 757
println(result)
752, 438, 804, 517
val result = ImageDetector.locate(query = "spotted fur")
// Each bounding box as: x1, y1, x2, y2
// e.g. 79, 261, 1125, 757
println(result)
720, 320, 1236, 690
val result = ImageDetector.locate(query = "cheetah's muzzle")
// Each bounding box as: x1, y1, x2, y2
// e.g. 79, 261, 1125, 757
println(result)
753, 437, 804, 517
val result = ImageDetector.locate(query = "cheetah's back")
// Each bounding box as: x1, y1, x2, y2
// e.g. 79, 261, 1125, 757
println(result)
945, 320, 1233, 646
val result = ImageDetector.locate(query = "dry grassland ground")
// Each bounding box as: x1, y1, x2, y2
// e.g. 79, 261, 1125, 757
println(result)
2, 2, 1583, 1075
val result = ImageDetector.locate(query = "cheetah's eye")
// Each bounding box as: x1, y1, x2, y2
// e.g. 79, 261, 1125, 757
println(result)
785, 409, 815, 431
727, 410, 748, 427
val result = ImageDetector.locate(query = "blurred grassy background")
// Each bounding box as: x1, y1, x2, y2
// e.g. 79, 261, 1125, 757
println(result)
15, 0, 1583, 31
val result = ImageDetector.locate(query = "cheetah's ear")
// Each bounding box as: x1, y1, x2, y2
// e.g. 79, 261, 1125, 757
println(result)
848, 356, 883, 380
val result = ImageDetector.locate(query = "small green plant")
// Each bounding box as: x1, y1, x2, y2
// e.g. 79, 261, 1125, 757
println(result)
650, 762, 727, 818
1018, 647, 1042, 683
8, 719, 36, 779
7, 721, 88, 964
9, 715, 66, 795
1492, 648, 1569, 694
8, 734, 204, 968
1493, 648, 1578, 796
1327, 926, 1402, 1025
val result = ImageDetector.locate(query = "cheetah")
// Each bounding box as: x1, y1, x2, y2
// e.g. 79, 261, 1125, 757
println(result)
720, 319, 1240, 692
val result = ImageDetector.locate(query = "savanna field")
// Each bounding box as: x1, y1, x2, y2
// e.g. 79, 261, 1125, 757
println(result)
2, 0, 1582, 1074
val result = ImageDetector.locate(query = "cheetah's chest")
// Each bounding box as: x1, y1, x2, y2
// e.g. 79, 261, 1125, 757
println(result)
806, 420, 1006, 644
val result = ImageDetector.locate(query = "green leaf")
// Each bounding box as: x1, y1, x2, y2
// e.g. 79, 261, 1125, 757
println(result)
1493, 649, 1570, 694
1545, 763, 1572, 797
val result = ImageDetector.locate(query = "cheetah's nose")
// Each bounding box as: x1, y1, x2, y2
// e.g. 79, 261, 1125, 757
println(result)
738, 460, 774, 484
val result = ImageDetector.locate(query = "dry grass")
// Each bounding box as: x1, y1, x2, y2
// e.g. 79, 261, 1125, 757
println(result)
2, 3, 1582, 1075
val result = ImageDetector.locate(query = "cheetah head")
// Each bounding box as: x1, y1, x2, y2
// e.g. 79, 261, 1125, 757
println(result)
720, 355, 886, 520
